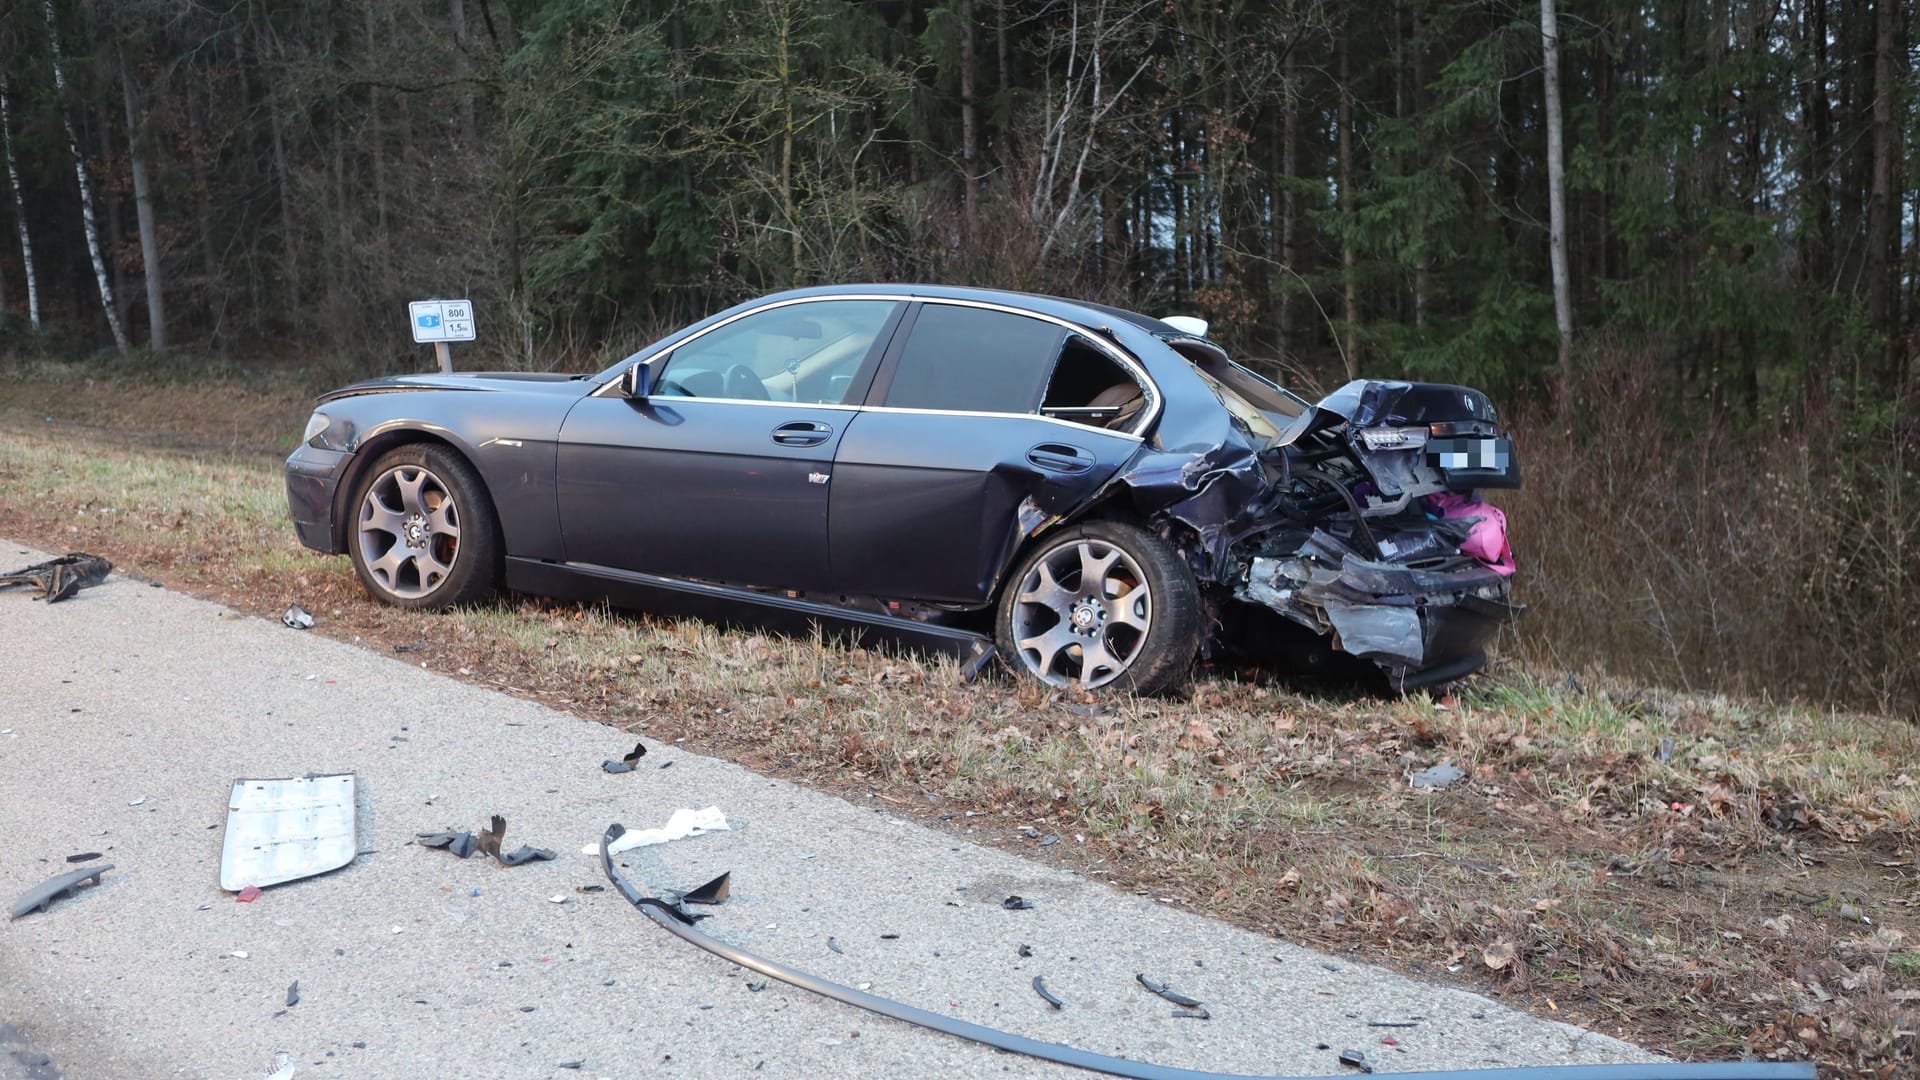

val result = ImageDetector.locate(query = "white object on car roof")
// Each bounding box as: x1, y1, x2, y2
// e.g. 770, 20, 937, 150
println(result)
1160, 315, 1209, 337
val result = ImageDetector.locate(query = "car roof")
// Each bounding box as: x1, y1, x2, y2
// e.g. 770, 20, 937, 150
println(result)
762, 284, 1185, 339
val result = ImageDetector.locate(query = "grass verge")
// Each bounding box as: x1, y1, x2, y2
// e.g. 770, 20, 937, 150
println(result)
1, 421, 1914, 1077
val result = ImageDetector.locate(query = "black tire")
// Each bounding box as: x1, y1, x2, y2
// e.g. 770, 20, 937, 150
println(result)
994, 520, 1202, 695
347, 443, 499, 610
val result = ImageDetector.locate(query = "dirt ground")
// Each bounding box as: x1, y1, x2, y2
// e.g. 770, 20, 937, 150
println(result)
1, 403, 1914, 1078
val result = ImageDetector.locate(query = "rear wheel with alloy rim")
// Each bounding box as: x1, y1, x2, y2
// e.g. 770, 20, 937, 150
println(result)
348, 444, 499, 609
994, 520, 1201, 695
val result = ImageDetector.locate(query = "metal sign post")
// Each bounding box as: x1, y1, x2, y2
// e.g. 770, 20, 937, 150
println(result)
408, 299, 476, 372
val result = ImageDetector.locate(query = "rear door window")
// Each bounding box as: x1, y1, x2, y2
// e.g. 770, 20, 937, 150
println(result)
878, 304, 1065, 414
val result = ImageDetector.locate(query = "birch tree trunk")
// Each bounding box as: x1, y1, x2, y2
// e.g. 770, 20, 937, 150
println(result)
43, 0, 130, 354
1540, 0, 1573, 410
0, 76, 35, 329
121, 49, 167, 355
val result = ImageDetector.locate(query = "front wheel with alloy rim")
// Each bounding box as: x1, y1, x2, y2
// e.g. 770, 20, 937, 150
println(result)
347, 444, 499, 610
994, 520, 1202, 695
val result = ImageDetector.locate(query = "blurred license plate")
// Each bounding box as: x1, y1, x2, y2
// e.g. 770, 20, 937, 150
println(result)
1428, 437, 1510, 470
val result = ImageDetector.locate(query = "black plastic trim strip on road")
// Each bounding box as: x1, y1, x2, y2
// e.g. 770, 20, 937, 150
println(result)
596, 825, 1813, 1080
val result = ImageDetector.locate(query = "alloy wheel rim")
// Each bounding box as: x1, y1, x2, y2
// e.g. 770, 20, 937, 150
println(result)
357, 465, 461, 599
1011, 539, 1152, 689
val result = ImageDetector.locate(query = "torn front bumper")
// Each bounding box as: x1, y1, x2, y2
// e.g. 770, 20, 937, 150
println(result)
1240, 533, 1518, 687
285, 444, 352, 554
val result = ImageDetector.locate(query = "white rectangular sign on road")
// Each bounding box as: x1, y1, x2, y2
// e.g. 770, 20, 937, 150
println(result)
409, 299, 476, 343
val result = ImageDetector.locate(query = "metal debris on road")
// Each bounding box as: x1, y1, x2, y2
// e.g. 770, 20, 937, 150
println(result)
261, 1049, 295, 1080
422, 816, 553, 866
1031, 975, 1064, 1009
1338, 1048, 1373, 1073
221, 775, 359, 892
1001, 895, 1035, 910
9, 864, 112, 919
281, 604, 315, 629
417, 830, 479, 858
1135, 974, 1203, 1008
0, 552, 113, 603
682, 872, 731, 906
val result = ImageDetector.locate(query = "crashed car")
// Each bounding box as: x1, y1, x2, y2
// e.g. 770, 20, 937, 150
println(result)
286, 285, 1520, 693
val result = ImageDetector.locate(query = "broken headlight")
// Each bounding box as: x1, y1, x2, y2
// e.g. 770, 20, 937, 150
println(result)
302, 412, 332, 447
1355, 426, 1428, 451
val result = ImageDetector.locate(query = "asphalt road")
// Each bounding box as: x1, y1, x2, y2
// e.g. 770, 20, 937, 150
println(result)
0, 540, 1654, 1079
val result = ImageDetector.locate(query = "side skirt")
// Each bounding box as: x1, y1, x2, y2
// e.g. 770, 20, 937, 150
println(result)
503, 557, 996, 676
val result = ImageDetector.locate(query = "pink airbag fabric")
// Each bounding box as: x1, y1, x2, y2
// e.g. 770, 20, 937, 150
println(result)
1426, 492, 1516, 576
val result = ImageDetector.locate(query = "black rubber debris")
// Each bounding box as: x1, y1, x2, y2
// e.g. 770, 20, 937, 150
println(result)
9, 864, 112, 919
416, 830, 478, 858
1031, 975, 1064, 1009
1339, 1049, 1373, 1074
682, 872, 731, 906
880, 933, 900, 940
1001, 895, 1035, 910
286, 981, 300, 1007
1018, 944, 1033, 958
558, 1062, 584, 1070
497, 844, 557, 867
1135, 974, 1203, 1009
0, 553, 112, 603
576, 885, 606, 894
65, 852, 102, 863
1367, 1021, 1420, 1028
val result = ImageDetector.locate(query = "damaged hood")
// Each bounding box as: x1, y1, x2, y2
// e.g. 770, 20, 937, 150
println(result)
317, 371, 588, 403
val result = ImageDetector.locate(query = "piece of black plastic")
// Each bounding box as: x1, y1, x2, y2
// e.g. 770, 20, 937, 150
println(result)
286, 981, 300, 1007
1018, 944, 1033, 958
1339, 1049, 1373, 1074
416, 830, 478, 858
682, 872, 731, 906
1032, 975, 1064, 1009
1136, 974, 1203, 1008
596, 823, 1813, 1080
1002, 895, 1035, 910
604, 742, 647, 773
498, 845, 557, 867
65, 852, 102, 863
9, 864, 112, 919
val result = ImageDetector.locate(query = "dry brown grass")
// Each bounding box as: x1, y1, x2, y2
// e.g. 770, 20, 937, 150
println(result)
1, 413, 1916, 1077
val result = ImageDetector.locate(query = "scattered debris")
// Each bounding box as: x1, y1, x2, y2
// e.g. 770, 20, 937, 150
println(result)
220, 775, 358, 892
236, 885, 262, 903
1171, 1006, 1211, 1020
128, 796, 147, 806
1656, 737, 1675, 762
557, 1063, 584, 1071
594, 824, 1809, 1080
230, 950, 250, 959
425, 816, 554, 866
1001, 895, 1035, 910
1366, 1020, 1420, 1028
827, 937, 844, 955
1031, 975, 1064, 1009
602, 742, 647, 773
576, 885, 605, 894
65, 852, 102, 863
1018, 944, 1033, 958
9, 864, 112, 919
590, 806, 729, 856
1409, 761, 1465, 790
1135, 974, 1203, 1008
393, 639, 427, 654
286, 981, 300, 1007
549, 895, 568, 905
1338, 1048, 1373, 1073
261, 1049, 295, 1080
281, 604, 315, 630
0, 552, 112, 603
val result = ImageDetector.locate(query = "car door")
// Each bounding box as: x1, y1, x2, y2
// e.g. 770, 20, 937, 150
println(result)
556, 298, 903, 591
828, 301, 1149, 604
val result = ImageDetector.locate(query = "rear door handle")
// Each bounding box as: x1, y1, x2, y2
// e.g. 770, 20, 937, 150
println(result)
1026, 443, 1096, 473
772, 421, 833, 447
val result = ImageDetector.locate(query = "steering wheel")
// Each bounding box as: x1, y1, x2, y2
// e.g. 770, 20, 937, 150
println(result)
723, 363, 771, 401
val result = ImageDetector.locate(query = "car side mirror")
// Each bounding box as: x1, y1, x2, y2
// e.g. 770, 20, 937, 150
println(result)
620, 359, 656, 399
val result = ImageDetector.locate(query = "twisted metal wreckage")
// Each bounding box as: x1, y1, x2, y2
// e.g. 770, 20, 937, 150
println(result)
0, 552, 112, 603
596, 825, 1811, 1080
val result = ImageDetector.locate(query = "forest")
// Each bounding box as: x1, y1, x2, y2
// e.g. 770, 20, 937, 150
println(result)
0, 0, 1915, 712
